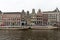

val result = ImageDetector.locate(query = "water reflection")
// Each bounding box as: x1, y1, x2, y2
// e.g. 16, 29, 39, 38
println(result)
0, 29, 59, 40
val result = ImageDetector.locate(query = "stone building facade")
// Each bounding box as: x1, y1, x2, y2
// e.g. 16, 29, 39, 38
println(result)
43, 8, 60, 25
21, 10, 27, 26
0, 8, 59, 26
21, 10, 31, 26
0, 11, 2, 25
30, 9, 36, 25
26, 11, 31, 26
30, 9, 48, 26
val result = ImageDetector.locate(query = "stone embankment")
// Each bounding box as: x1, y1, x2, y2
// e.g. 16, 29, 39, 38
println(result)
0, 26, 58, 30
30, 26, 58, 30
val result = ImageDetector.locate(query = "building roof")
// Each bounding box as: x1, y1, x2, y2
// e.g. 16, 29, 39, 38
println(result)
3, 12, 21, 14
43, 11, 56, 13
37, 12, 43, 16
43, 8, 60, 13
43, 11, 60, 13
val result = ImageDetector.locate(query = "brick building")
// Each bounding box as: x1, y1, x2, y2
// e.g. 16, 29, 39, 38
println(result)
2, 12, 21, 26
43, 14, 48, 25
36, 9, 43, 25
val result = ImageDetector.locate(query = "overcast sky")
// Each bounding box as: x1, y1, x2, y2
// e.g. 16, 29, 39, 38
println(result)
0, 0, 60, 12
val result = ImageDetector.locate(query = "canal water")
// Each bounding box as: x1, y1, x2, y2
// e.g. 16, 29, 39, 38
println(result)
0, 29, 60, 40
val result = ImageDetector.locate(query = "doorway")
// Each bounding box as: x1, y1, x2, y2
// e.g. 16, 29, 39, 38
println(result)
22, 23, 24, 26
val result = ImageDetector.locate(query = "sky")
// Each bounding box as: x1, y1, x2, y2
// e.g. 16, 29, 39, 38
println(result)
0, 0, 60, 12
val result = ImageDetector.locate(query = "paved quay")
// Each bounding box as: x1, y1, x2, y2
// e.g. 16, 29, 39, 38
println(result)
0, 26, 58, 30
30, 26, 58, 30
